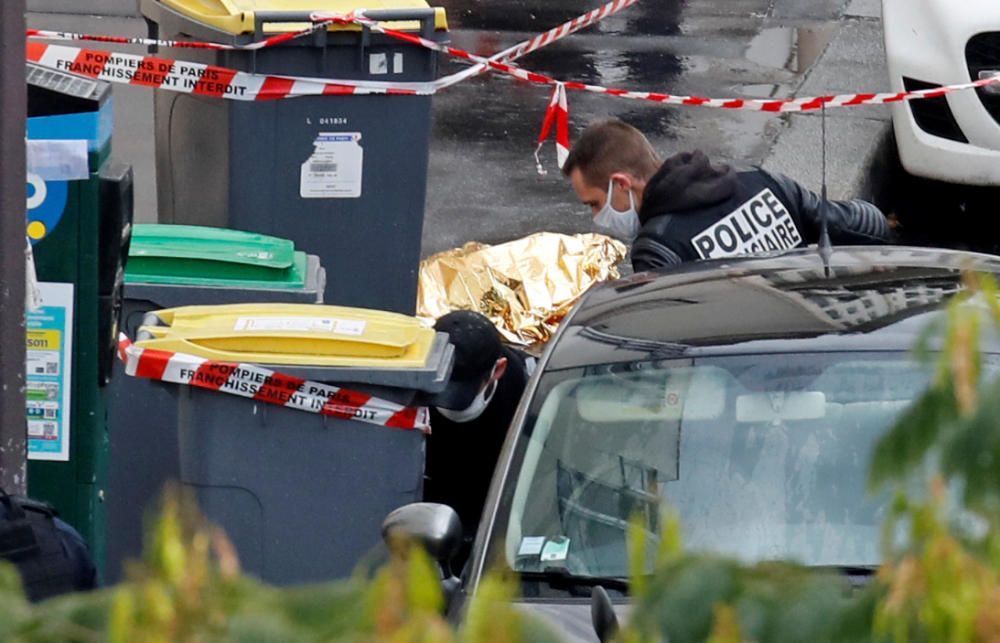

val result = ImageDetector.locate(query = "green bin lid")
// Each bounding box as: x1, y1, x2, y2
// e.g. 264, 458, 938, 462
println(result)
125, 224, 308, 289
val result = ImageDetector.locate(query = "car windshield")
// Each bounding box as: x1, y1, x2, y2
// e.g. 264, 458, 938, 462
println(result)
501, 352, 934, 578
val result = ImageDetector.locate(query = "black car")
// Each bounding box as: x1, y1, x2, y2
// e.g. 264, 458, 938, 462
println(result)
383, 246, 1000, 642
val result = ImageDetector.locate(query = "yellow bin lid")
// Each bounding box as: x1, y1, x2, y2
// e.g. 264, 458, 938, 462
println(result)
136, 303, 438, 368
154, 0, 448, 35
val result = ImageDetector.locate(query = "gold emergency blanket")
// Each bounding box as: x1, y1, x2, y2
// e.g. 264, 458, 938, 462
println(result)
417, 232, 628, 348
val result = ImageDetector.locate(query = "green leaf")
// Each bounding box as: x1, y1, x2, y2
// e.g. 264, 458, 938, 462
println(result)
629, 556, 740, 643
912, 316, 947, 365
406, 546, 445, 614
460, 570, 521, 643
868, 384, 957, 490
979, 273, 1000, 327
0, 562, 32, 639
656, 509, 684, 568
628, 513, 650, 597
827, 585, 886, 643
225, 612, 304, 643
271, 580, 366, 635
39, 587, 114, 639
941, 375, 1000, 511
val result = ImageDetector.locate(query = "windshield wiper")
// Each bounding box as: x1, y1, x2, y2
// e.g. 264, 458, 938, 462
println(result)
813, 565, 878, 588
814, 565, 877, 577
520, 567, 630, 594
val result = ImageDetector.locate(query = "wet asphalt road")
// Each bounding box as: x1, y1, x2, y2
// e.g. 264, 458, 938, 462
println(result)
421, 0, 851, 255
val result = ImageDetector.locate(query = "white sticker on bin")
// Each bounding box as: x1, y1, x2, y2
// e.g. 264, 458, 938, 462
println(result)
233, 317, 367, 336
300, 132, 364, 199
369, 52, 388, 75
331, 319, 367, 336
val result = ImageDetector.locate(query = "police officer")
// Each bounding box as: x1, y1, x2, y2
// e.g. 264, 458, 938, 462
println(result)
562, 119, 893, 271
424, 311, 532, 565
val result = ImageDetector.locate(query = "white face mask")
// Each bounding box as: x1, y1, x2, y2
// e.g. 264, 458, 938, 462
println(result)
593, 178, 641, 241
436, 380, 498, 423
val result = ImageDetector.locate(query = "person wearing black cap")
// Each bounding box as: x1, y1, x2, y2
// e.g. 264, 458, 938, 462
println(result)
424, 311, 532, 564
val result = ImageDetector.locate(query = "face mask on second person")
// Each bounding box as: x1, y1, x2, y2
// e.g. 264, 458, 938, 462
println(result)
436, 379, 498, 423
593, 177, 641, 241
434, 357, 507, 423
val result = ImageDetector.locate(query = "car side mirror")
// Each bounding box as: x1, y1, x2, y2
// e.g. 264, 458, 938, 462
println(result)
381, 503, 463, 606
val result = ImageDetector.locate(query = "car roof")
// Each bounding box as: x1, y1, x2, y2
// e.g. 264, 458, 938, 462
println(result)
546, 246, 1000, 369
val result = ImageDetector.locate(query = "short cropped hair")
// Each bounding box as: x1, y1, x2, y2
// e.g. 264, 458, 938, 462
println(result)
562, 119, 662, 187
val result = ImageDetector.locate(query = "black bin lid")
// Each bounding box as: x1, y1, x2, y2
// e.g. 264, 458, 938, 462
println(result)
26, 62, 111, 118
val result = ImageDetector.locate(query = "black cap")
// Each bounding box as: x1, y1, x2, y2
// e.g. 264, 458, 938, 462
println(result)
430, 310, 503, 410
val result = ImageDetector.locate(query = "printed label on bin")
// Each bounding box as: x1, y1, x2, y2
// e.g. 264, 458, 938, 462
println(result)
234, 316, 367, 336
300, 132, 363, 199
236, 250, 275, 260
369, 53, 404, 75
330, 319, 367, 336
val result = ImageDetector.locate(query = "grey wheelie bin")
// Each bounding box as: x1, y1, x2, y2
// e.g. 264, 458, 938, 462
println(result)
129, 303, 453, 584
106, 223, 325, 582
139, 0, 449, 314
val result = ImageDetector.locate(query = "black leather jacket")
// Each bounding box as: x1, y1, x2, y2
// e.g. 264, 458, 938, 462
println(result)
630, 151, 892, 272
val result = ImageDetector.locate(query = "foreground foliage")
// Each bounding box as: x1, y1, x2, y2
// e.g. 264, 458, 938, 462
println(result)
0, 486, 566, 642
620, 272, 1000, 642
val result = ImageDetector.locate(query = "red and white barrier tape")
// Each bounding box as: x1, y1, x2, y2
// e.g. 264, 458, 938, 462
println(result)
535, 83, 570, 174
501, 0, 639, 63
25, 1, 636, 88
24, 1, 627, 94
27, 42, 437, 98
28, 5, 1000, 112
353, 12, 1000, 113
345, 8, 1000, 170
27, 18, 339, 52
403, 0, 640, 90
118, 333, 431, 433
26, 5, 1000, 174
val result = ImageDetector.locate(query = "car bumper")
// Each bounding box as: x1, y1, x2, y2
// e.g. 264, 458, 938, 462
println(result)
883, 0, 1000, 184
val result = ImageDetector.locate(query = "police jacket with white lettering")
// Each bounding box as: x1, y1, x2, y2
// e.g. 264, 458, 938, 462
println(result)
630, 150, 892, 272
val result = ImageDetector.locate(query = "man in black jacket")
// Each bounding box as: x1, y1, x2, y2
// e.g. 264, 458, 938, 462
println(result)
562, 119, 893, 271
423, 311, 532, 566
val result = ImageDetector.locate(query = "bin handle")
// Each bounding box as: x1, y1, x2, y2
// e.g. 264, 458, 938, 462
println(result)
136, 312, 167, 343
253, 9, 438, 40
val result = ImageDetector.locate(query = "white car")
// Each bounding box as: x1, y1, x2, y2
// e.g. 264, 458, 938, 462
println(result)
883, 0, 1000, 185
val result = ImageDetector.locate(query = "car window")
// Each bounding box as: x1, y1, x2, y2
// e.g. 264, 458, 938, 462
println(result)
501, 353, 945, 578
